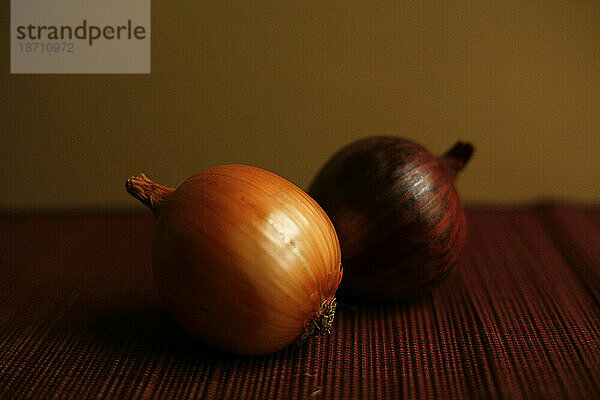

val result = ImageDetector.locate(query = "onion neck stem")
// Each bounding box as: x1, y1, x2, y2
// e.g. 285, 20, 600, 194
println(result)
126, 173, 174, 217
440, 141, 474, 180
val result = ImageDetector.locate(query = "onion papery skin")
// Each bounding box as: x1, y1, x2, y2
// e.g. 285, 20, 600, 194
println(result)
308, 136, 473, 303
128, 165, 342, 355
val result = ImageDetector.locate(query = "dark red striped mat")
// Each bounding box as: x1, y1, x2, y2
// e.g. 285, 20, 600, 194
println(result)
1, 204, 599, 399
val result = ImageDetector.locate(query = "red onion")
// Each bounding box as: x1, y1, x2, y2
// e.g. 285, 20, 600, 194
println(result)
308, 136, 474, 302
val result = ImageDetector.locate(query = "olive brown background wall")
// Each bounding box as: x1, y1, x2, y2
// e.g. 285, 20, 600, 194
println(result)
1, 1, 599, 209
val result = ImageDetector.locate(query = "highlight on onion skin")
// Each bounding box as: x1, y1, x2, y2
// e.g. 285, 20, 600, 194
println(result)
126, 165, 343, 355
308, 136, 474, 303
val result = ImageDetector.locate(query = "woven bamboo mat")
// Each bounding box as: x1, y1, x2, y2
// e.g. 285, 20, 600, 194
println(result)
1, 204, 599, 399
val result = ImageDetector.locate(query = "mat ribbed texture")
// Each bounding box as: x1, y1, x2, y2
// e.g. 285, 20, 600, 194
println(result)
1, 204, 599, 399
